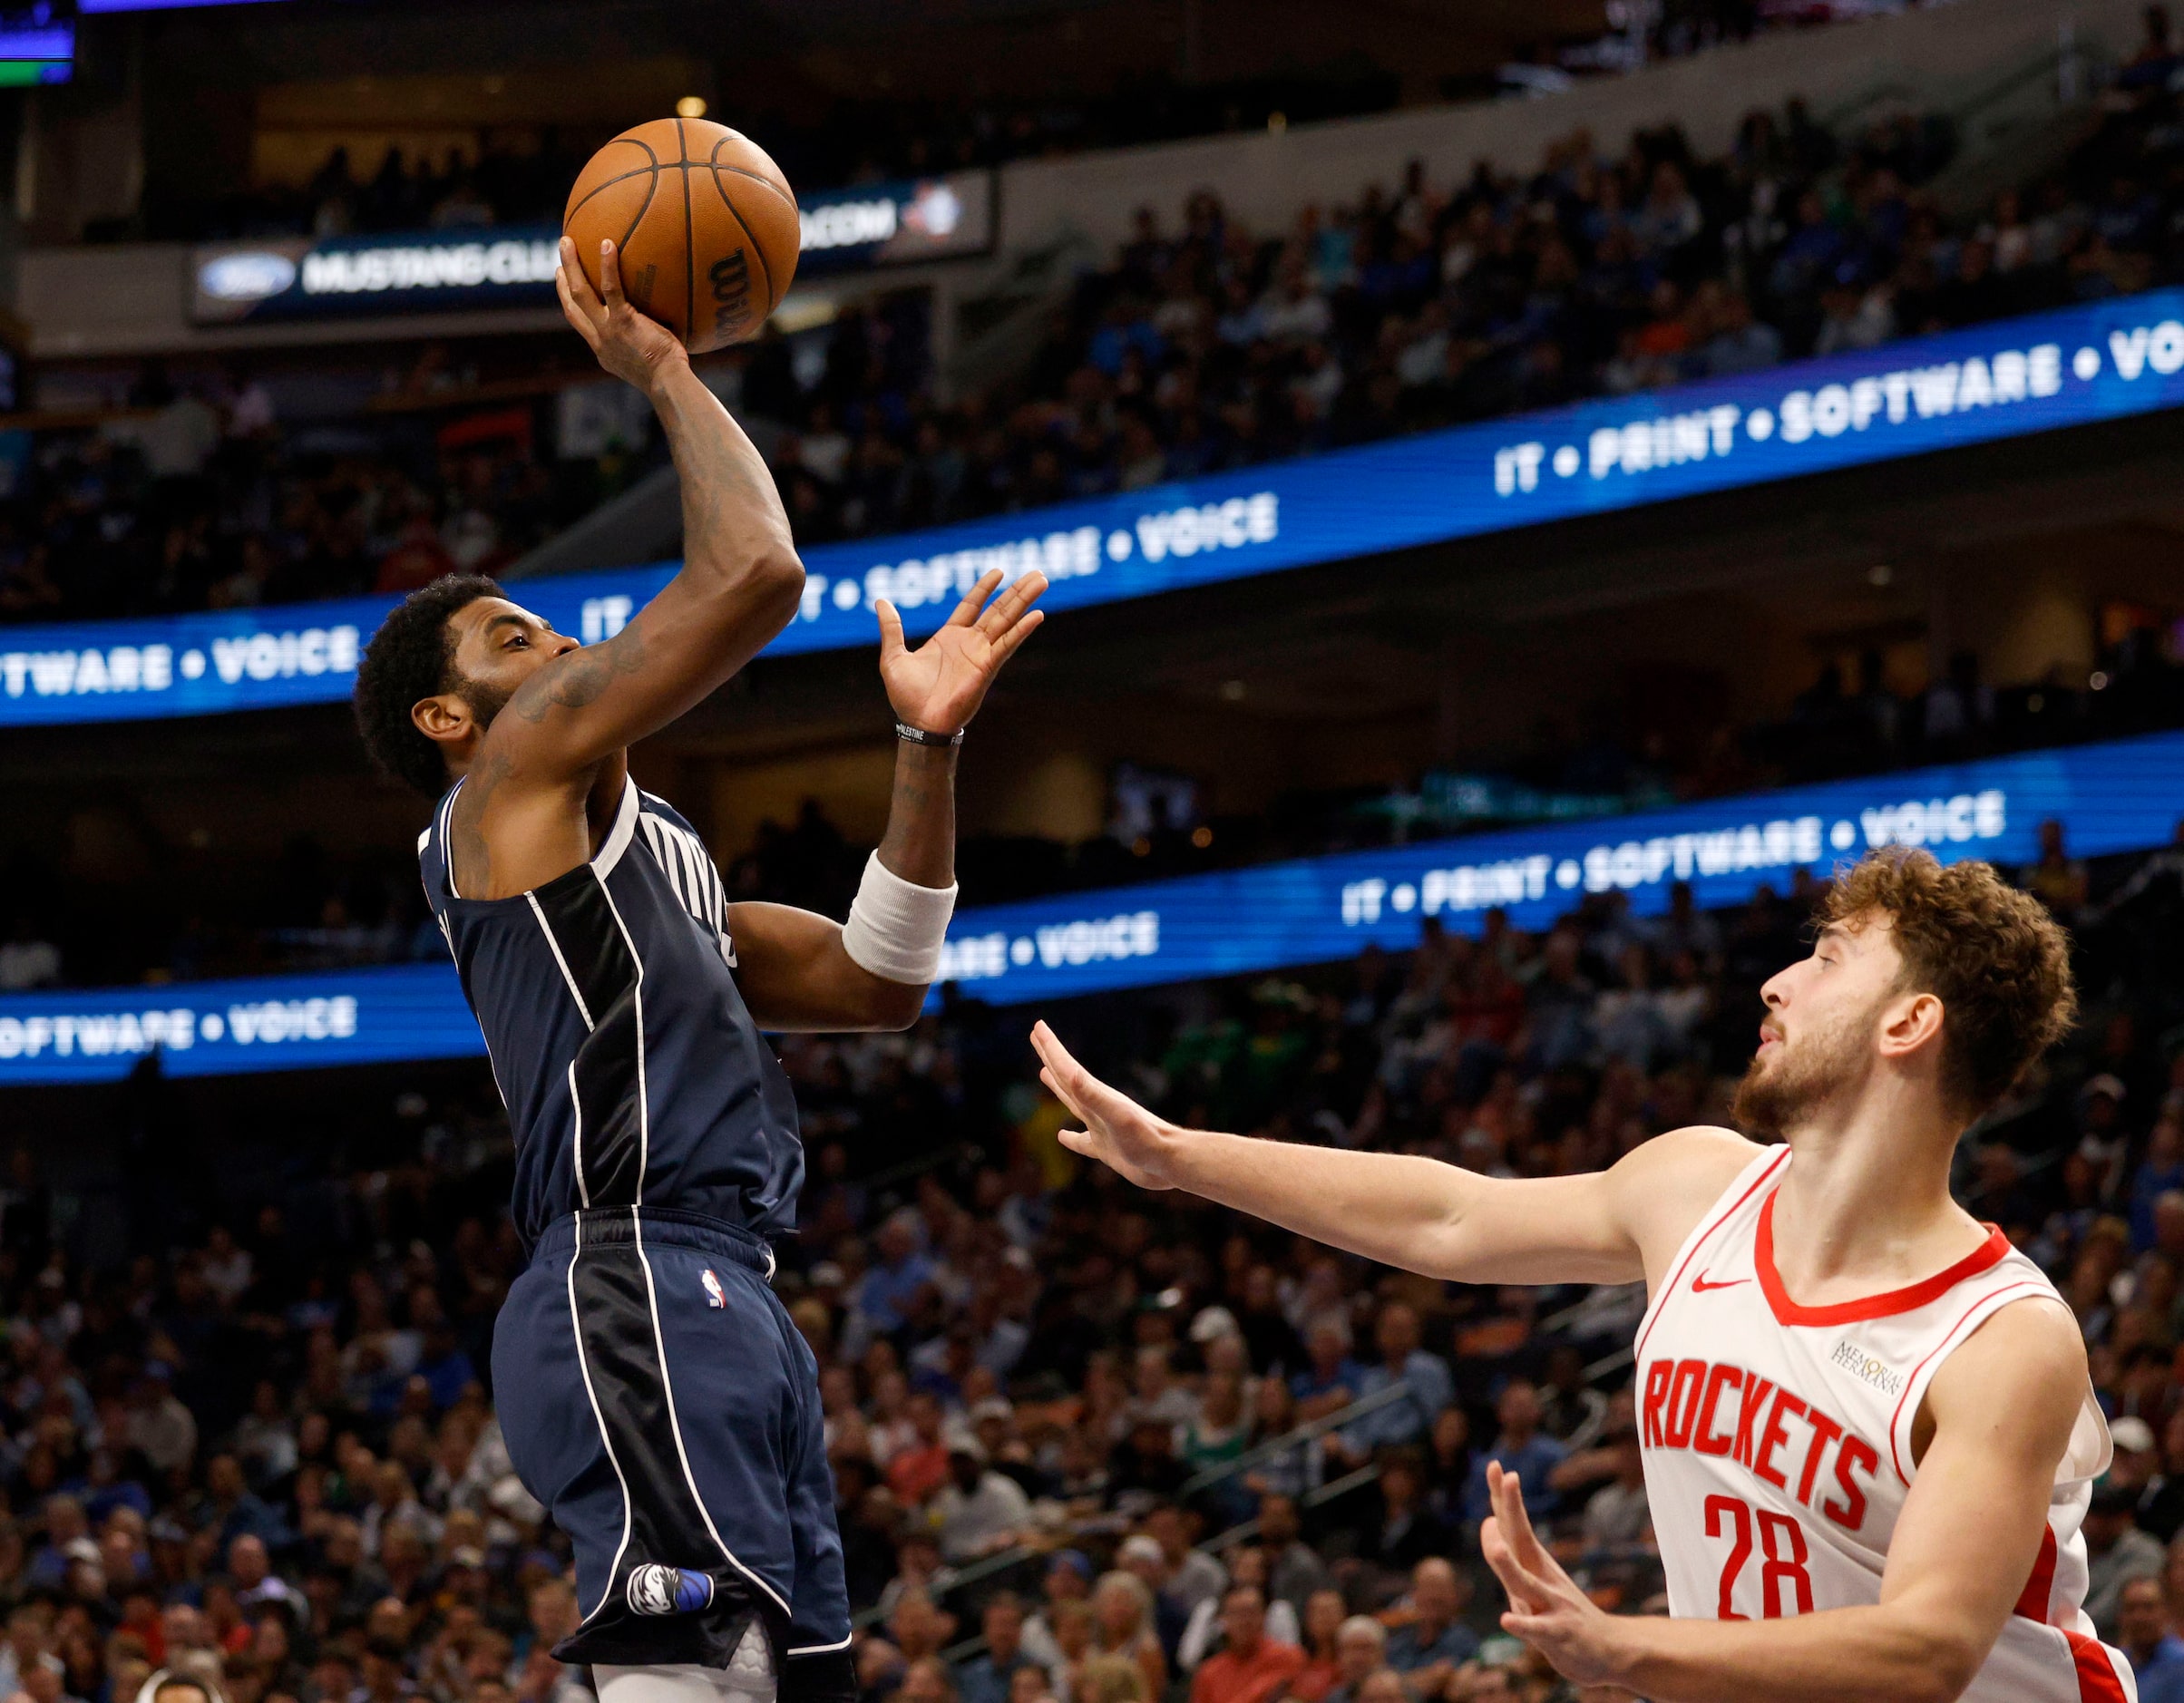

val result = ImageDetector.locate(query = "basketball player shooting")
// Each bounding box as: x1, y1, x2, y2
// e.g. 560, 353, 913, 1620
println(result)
352, 238, 1045, 1703
1031, 852, 2132, 1703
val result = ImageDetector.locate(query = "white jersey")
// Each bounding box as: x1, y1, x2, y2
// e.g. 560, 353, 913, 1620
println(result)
1635, 1145, 2132, 1702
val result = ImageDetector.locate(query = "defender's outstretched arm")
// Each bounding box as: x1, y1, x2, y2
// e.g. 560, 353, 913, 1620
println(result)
1029, 1021, 1754, 1288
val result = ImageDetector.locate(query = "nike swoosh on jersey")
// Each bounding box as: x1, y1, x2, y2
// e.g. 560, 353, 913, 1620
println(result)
1691, 1271, 1749, 1292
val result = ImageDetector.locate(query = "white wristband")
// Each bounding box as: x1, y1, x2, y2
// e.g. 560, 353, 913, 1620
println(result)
840, 852, 957, 984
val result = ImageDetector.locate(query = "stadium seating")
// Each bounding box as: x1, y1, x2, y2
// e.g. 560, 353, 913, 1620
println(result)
0, 828, 2178, 1699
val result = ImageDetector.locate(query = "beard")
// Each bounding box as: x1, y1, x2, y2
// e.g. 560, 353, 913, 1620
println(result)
455, 671, 512, 735
1731, 995, 1881, 1137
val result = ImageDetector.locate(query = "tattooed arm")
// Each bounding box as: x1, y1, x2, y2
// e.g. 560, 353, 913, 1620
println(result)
493, 238, 803, 770
729, 568, 1047, 1031
444, 239, 804, 899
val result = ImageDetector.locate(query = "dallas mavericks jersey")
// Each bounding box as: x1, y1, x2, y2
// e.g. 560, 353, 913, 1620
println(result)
418, 776, 804, 1248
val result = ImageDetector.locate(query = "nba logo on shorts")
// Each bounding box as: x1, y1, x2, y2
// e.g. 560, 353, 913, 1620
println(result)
702, 1269, 726, 1308
628, 1563, 714, 1615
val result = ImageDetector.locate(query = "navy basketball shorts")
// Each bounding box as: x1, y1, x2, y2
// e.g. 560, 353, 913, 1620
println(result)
493, 1207, 853, 1700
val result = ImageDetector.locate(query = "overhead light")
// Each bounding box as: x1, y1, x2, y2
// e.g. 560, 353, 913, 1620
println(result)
1191, 825, 1214, 849
1867, 563, 1893, 586
1219, 679, 1246, 702
676, 96, 707, 119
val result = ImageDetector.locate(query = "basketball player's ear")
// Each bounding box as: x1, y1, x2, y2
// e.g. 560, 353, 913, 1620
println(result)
1877, 989, 1946, 1061
412, 692, 473, 748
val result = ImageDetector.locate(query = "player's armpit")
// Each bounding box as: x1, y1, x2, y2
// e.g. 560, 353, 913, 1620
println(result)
726, 901, 927, 1033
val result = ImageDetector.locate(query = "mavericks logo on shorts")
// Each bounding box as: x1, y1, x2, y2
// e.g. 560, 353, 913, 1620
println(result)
702, 1269, 726, 1308
628, 1563, 715, 1616
1829, 1338, 1904, 1396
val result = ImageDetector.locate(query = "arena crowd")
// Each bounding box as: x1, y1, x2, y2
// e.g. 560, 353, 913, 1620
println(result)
10, 10, 2184, 628
1, 826, 2183, 1703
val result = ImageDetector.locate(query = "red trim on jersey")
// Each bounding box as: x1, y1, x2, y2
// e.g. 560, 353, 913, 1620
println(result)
2013, 1523, 2058, 1624
2064, 1629, 2130, 1702
1887, 1280, 2049, 1484
1635, 1147, 1790, 1365
1754, 1189, 2010, 1328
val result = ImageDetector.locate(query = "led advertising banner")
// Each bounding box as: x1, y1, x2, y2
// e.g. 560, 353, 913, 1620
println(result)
5, 729, 2180, 1085
187, 171, 995, 326
795, 171, 996, 274
0, 963, 488, 1086
14, 289, 2184, 726
190, 224, 566, 326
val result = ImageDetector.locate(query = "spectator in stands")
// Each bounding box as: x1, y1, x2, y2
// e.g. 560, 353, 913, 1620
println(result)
1348, 1448, 1455, 1590
1380, 1558, 1479, 1691
933, 1440, 1033, 1562
1077, 1655, 1146, 1703
2028, 818, 2091, 921
1292, 1319, 1366, 1422
2118, 1575, 2184, 1703
887, 1393, 954, 1507
1316, 1618, 1387, 1703
1461, 1381, 1568, 1523
2088, 1480, 2170, 1637
1090, 1570, 1168, 1702
1257, 1494, 1336, 1620
1327, 1303, 1453, 1466
1190, 1586, 1305, 1703
1115, 1533, 1193, 1665
957, 1594, 1046, 1703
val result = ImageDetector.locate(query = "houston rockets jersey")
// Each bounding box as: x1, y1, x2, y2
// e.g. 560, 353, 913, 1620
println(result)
1634, 1144, 2131, 1701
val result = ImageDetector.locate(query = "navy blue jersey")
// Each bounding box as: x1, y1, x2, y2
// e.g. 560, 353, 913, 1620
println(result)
419, 776, 804, 1248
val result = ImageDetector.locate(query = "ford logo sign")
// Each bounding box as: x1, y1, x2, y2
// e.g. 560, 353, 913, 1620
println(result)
200, 252, 297, 303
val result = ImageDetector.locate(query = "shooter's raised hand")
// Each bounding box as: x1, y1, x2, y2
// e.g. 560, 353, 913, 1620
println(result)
556, 235, 689, 398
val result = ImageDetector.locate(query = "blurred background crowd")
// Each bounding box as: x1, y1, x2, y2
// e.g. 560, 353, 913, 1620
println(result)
0, 822, 2181, 1703
15, 13, 2184, 628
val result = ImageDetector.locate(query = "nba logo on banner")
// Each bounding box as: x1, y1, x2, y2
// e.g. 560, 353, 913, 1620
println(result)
701, 1269, 726, 1308
627, 1564, 714, 1615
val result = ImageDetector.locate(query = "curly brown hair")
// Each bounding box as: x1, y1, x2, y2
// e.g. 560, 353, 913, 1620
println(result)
1820, 846, 2077, 1117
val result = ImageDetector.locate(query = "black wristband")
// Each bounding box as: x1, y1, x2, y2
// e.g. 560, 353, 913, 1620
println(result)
896, 721, 965, 747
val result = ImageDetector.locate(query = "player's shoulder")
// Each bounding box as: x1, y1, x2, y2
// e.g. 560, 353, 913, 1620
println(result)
1930, 1281, 2086, 1393
1612, 1124, 1768, 1193
1606, 1124, 1770, 1265
1922, 1282, 2092, 1467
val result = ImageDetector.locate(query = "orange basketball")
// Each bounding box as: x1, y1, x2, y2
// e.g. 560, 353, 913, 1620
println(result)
562, 117, 799, 355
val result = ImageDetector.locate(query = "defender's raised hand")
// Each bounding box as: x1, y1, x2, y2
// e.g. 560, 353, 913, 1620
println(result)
878, 569, 1047, 735
1031, 1021, 1178, 1190
1480, 1463, 1630, 1691
557, 236, 689, 397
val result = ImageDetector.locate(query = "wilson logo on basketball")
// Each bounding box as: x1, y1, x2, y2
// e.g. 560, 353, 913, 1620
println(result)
710, 251, 754, 339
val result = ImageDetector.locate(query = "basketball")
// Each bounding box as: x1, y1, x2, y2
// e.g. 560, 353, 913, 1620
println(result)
561, 116, 799, 355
